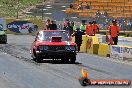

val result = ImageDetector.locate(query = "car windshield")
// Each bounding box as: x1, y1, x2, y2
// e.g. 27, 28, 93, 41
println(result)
42, 31, 71, 41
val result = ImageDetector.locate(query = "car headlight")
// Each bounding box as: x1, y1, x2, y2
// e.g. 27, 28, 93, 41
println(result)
39, 46, 48, 51
65, 46, 75, 51
65, 46, 71, 51
70, 46, 75, 51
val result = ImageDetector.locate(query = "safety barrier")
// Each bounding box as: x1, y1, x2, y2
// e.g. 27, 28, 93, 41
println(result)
123, 46, 132, 60
110, 45, 132, 61
86, 36, 99, 54
98, 44, 110, 57
6, 18, 43, 34
80, 35, 88, 52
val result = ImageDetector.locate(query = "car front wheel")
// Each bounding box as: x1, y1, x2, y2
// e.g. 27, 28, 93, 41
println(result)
70, 55, 76, 63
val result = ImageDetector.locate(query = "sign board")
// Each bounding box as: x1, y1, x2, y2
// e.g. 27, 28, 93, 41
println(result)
123, 47, 132, 60
110, 45, 124, 60
0, 18, 6, 31
6, 19, 43, 34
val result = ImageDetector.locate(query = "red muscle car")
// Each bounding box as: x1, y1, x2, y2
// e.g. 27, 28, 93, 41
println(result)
30, 30, 76, 63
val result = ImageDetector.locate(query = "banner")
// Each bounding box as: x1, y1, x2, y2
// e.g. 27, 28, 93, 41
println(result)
123, 47, 132, 60
0, 18, 6, 31
110, 45, 124, 60
6, 19, 42, 34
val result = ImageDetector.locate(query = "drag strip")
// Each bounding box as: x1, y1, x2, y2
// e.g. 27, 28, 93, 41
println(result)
0, 34, 132, 88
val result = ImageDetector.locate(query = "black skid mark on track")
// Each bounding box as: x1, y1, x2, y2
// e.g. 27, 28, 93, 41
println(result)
0, 44, 40, 65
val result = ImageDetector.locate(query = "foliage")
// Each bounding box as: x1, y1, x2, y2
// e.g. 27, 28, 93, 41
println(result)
0, 0, 46, 18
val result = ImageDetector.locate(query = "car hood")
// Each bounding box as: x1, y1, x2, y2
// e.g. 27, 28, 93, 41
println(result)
0, 31, 6, 35
36, 41, 76, 46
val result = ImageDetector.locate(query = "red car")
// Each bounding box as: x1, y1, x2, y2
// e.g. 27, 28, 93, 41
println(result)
30, 30, 76, 63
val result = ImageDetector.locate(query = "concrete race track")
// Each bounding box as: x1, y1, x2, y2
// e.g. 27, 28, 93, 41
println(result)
0, 34, 131, 88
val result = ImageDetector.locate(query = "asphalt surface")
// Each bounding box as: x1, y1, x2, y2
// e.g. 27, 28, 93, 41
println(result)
0, 34, 132, 88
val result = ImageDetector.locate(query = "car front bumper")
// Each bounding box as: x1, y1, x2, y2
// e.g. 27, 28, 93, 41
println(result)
35, 50, 76, 58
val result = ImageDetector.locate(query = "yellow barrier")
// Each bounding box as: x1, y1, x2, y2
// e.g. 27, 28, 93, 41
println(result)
98, 44, 109, 57
80, 35, 87, 52
93, 44, 99, 55
86, 36, 99, 54
6, 18, 43, 34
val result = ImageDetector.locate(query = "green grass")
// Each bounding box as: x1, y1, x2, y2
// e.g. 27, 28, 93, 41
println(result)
0, 0, 46, 18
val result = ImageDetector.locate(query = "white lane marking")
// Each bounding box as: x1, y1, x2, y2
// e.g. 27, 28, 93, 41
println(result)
61, 6, 66, 7
71, 17, 78, 18
47, 5, 51, 6
61, 10, 66, 11
44, 13, 52, 15
43, 9, 48, 11
46, 7, 52, 9
25, 12, 32, 14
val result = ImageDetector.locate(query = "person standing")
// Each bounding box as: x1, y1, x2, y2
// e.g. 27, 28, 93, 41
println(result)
108, 19, 120, 45
45, 19, 51, 30
71, 21, 76, 32
63, 22, 73, 36
86, 22, 95, 36
80, 20, 86, 35
92, 21, 99, 34
73, 28, 83, 52
48, 20, 57, 30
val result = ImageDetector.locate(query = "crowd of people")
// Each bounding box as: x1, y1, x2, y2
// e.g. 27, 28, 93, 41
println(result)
45, 18, 120, 52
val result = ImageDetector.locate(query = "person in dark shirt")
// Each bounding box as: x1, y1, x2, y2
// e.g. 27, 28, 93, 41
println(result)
48, 20, 57, 30
72, 28, 83, 52
63, 22, 73, 36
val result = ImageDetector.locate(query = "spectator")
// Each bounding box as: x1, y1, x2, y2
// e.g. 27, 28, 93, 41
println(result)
95, 10, 101, 17
72, 28, 83, 52
69, 4, 73, 9
45, 19, 51, 30
48, 20, 57, 30
63, 22, 73, 36
71, 21, 76, 32
85, 4, 90, 9
80, 20, 86, 34
86, 22, 95, 36
78, 4, 83, 10
92, 21, 99, 34
108, 19, 120, 45
103, 10, 108, 17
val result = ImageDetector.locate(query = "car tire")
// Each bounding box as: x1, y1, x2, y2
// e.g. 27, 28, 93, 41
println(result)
32, 49, 42, 63
61, 58, 69, 63
35, 57, 43, 63
70, 55, 76, 64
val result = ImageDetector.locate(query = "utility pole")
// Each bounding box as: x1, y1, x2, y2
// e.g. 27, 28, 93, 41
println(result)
16, 0, 19, 19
